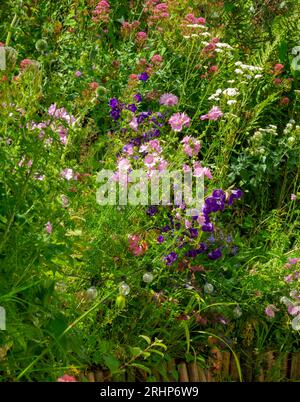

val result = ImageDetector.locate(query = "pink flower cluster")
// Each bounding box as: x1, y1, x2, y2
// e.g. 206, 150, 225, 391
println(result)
159, 93, 178, 106
135, 31, 148, 45
111, 157, 132, 183
48, 104, 76, 126
181, 136, 201, 157
284, 257, 300, 283
57, 374, 77, 382
128, 234, 148, 256
92, 0, 110, 23
183, 161, 213, 179
151, 54, 163, 65
20, 59, 34, 70
139, 140, 168, 174
200, 106, 223, 121
185, 13, 206, 25
203, 38, 219, 54
48, 104, 75, 145
145, 1, 169, 26
168, 112, 190, 132
120, 20, 140, 37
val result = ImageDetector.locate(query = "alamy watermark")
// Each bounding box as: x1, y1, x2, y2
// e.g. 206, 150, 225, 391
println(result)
96, 169, 204, 216
292, 46, 300, 71
0, 306, 6, 330
0, 47, 5, 70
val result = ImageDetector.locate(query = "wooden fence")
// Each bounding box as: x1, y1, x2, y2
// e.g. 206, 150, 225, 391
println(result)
80, 352, 300, 382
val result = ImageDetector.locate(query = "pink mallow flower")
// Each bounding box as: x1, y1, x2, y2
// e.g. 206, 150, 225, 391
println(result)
159, 93, 178, 106
168, 112, 190, 132
291, 194, 297, 201
193, 161, 213, 179
128, 234, 147, 256
200, 106, 223, 121
45, 221, 52, 234
129, 116, 139, 131
57, 374, 77, 382
60, 168, 75, 181
181, 136, 201, 157
265, 304, 278, 318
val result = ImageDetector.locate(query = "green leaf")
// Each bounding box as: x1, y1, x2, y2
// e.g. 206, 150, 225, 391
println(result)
139, 335, 151, 345
131, 347, 143, 357
103, 354, 120, 373
149, 349, 164, 357
129, 363, 152, 375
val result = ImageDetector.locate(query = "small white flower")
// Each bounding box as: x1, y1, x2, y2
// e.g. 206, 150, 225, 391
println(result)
223, 88, 239, 97
254, 74, 263, 79
227, 100, 237, 105
235, 68, 244, 75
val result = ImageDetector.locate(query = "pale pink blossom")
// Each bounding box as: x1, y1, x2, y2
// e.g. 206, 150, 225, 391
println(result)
129, 116, 139, 131
265, 304, 277, 318
200, 106, 223, 121
168, 112, 190, 132
60, 168, 75, 181
181, 136, 201, 157
159, 93, 178, 106
45, 221, 52, 234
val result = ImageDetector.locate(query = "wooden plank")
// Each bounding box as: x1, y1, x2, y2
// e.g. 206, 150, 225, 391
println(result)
230, 353, 240, 381
87, 372, 95, 382
290, 353, 300, 381
265, 351, 274, 381
280, 354, 288, 380
221, 352, 231, 380
94, 370, 104, 382
197, 365, 207, 382
206, 369, 214, 382
188, 362, 200, 382
178, 362, 189, 382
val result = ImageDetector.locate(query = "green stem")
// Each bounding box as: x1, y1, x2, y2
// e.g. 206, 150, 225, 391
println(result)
5, 13, 18, 47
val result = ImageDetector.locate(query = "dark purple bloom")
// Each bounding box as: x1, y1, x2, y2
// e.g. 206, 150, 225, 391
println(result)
198, 242, 207, 252
205, 196, 225, 212
127, 104, 137, 113
134, 93, 142, 103
175, 222, 181, 230
212, 189, 226, 201
157, 235, 165, 243
164, 252, 178, 266
161, 225, 171, 232
186, 249, 200, 258
109, 98, 119, 108
227, 189, 243, 206
189, 228, 199, 238
138, 72, 149, 81
110, 109, 121, 121
208, 248, 222, 260
201, 223, 214, 232
147, 206, 158, 216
